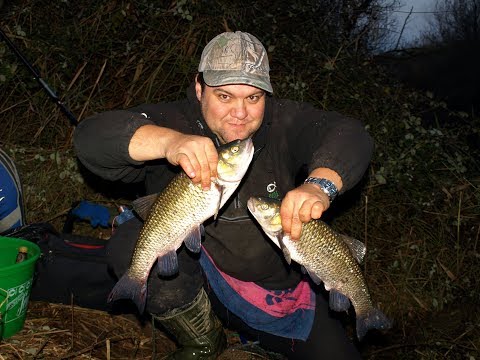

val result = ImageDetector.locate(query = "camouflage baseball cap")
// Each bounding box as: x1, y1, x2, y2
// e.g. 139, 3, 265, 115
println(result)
198, 31, 273, 93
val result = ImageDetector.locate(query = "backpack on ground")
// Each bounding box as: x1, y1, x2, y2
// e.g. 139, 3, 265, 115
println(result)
3, 222, 119, 311
0, 148, 25, 233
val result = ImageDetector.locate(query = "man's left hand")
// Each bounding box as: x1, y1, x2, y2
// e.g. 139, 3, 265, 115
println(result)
279, 183, 330, 240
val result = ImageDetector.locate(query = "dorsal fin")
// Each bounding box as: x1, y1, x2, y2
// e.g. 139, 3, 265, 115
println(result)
132, 193, 160, 220
339, 234, 366, 263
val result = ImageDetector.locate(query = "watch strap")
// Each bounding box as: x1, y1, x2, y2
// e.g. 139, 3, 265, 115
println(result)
304, 177, 338, 203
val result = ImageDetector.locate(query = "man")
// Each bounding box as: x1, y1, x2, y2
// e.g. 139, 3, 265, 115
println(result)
74, 31, 374, 359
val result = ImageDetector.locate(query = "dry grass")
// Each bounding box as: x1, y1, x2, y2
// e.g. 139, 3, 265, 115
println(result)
1, 302, 166, 359
1, 0, 479, 359
0, 302, 278, 359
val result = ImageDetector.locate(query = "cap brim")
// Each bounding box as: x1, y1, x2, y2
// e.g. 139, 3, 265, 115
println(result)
203, 70, 273, 94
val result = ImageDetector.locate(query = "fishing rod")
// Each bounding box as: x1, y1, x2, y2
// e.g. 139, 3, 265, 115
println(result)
0, 27, 78, 127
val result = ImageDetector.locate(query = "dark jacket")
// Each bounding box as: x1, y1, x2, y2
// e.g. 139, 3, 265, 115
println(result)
74, 84, 374, 289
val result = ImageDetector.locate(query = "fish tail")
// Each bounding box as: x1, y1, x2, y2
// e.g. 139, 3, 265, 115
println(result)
356, 308, 393, 340
108, 272, 148, 314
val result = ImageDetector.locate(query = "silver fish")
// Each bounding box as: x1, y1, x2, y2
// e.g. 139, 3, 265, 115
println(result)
108, 138, 254, 313
247, 196, 392, 340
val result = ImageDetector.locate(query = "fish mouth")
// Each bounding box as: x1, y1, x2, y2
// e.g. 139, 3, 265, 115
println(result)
217, 138, 254, 183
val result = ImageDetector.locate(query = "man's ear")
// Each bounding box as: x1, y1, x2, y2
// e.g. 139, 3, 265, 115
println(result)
195, 74, 202, 101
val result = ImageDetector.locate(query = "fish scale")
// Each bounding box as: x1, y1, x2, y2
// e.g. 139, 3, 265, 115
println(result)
247, 196, 392, 340
108, 138, 254, 314
287, 220, 373, 318
129, 173, 221, 280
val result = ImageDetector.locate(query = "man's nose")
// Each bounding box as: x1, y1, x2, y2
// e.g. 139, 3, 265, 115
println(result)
230, 100, 247, 120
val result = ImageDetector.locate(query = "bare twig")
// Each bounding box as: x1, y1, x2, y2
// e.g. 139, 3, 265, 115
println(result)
394, 6, 414, 50
77, 59, 108, 122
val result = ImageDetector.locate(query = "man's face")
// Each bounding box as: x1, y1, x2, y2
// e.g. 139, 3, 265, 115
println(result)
195, 78, 266, 144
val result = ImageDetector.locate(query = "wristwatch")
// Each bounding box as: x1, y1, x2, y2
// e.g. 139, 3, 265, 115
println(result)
304, 177, 339, 203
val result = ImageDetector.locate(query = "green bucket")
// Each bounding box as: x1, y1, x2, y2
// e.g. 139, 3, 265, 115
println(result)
0, 236, 40, 339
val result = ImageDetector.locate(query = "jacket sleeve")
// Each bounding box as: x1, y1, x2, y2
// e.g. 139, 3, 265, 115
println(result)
282, 100, 374, 193
73, 110, 154, 182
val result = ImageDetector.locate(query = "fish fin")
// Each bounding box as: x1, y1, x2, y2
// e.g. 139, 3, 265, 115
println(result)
108, 272, 148, 314
277, 233, 291, 264
356, 308, 393, 341
156, 251, 179, 277
339, 234, 366, 264
184, 225, 203, 253
304, 266, 322, 285
132, 193, 160, 220
328, 290, 351, 313
214, 183, 224, 220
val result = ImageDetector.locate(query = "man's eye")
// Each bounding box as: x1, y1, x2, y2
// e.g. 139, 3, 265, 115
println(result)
219, 94, 230, 101
248, 95, 260, 102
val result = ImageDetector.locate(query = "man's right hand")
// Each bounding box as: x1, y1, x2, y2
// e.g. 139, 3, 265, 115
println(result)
128, 125, 218, 190
164, 132, 218, 190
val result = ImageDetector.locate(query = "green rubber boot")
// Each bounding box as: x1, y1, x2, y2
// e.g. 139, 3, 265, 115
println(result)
153, 288, 227, 359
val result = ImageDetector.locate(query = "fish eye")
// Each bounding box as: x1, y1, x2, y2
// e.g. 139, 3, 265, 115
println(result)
260, 204, 269, 211
231, 146, 239, 154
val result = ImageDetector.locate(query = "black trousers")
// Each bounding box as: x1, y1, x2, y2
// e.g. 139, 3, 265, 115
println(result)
106, 217, 204, 314
107, 217, 361, 359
